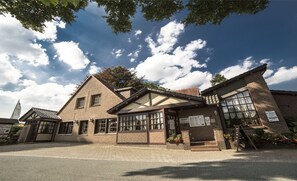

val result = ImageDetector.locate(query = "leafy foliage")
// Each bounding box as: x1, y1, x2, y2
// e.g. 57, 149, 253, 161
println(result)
210, 73, 227, 86
0, 0, 269, 33
94, 66, 164, 91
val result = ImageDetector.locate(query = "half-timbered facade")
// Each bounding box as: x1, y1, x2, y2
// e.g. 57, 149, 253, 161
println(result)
19, 108, 60, 142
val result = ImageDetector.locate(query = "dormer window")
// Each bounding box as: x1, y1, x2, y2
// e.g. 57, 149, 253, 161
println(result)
76, 97, 85, 109
90, 94, 101, 107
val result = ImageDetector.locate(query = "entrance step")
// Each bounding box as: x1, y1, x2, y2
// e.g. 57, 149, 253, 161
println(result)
190, 140, 220, 151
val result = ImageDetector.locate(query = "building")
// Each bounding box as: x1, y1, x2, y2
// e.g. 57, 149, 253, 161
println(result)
19, 64, 292, 150
0, 118, 18, 139
19, 108, 60, 142
54, 75, 130, 143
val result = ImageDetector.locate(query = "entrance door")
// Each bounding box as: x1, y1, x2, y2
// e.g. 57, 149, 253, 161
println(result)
189, 115, 215, 141
165, 111, 180, 138
25, 121, 39, 142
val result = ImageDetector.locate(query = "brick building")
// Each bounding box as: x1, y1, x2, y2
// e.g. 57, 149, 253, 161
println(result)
20, 64, 292, 150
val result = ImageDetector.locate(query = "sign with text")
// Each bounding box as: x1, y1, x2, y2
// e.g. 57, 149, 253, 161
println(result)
205, 117, 211, 126
189, 115, 205, 127
265, 111, 279, 122
179, 118, 189, 124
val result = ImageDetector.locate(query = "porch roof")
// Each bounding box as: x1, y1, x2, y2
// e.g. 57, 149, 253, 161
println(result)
108, 88, 204, 114
20, 107, 61, 122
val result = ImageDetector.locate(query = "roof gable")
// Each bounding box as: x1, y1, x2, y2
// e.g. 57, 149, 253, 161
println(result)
57, 76, 125, 114
108, 88, 204, 114
201, 64, 267, 95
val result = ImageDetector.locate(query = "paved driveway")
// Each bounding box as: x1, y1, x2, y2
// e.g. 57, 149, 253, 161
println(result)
1, 143, 297, 181
0, 142, 296, 163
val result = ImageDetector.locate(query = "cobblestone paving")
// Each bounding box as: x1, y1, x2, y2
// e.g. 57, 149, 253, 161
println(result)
0, 143, 296, 163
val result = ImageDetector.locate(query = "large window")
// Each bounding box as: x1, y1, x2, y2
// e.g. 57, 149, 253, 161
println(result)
90, 94, 101, 107
221, 90, 260, 128
118, 112, 164, 132
38, 121, 55, 134
58, 122, 73, 134
79, 120, 88, 134
149, 112, 164, 130
94, 118, 117, 134
119, 114, 147, 132
76, 97, 85, 109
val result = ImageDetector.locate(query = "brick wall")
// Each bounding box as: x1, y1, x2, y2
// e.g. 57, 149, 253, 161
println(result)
56, 77, 122, 144
245, 72, 289, 133
117, 132, 147, 143
272, 93, 297, 119
149, 131, 165, 144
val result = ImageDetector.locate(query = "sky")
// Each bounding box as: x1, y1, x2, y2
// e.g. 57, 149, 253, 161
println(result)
0, 1, 297, 118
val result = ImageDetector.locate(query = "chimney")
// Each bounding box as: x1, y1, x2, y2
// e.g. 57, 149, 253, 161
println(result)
114, 87, 136, 99
174, 87, 200, 96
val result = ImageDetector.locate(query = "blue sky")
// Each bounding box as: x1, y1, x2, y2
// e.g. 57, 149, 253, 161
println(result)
0, 1, 297, 117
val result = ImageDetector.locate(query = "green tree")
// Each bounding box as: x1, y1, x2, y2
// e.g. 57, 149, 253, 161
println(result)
94, 66, 164, 90
210, 73, 227, 86
0, 0, 269, 33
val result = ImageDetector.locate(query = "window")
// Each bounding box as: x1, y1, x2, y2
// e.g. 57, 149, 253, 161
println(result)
149, 112, 164, 130
94, 119, 107, 133
220, 90, 260, 128
76, 97, 85, 109
94, 118, 117, 134
108, 119, 117, 133
58, 122, 73, 134
119, 114, 147, 132
79, 120, 88, 134
90, 94, 101, 107
38, 121, 55, 134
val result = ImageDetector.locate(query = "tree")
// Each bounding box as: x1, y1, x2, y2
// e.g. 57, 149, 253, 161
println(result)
0, 0, 269, 33
94, 66, 164, 90
210, 73, 227, 86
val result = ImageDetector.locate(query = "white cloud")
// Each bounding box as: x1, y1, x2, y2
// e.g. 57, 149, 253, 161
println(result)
0, 80, 76, 118
49, 76, 58, 82
134, 30, 142, 39
128, 38, 132, 43
0, 14, 49, 66
88, 62, 102, 74
111, 49, 124, 58
53, 41, 90, 70
162, 71, 212, 90
145, 20, 184, 55
217, 57, 297, 87
128, 45, 142, 62
266, 66, 297, 85
0, 54, 22, 86
219, 57, 255, 79
0, 14, 66, 67
135, 21, 208, 90
33, 19, 66, 42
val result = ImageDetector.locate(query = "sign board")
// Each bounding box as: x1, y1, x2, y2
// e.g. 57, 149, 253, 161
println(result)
189, 115, 205, 127
265, 111, 279, 122
205, 117, 211, 126
210, 118, 216, 123
179, 118, 189, 124
0, 124, 12, 135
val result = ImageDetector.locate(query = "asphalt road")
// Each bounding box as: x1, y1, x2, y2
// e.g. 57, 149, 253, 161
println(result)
0, 155, 296, 181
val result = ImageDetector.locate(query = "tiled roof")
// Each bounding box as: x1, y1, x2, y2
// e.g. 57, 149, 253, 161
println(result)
270, 90, 297, 96
32, 108, 60, 119
0, 118, 18, 124
20, 107, 60, 121
174, 87, 200, 96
